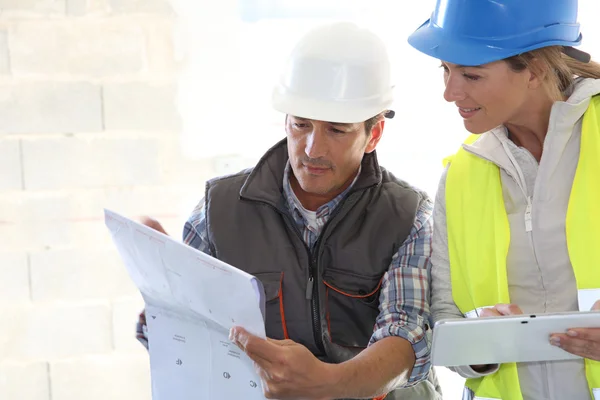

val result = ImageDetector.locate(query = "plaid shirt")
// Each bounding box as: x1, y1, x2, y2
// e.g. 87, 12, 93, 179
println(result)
138, 163, 433, 387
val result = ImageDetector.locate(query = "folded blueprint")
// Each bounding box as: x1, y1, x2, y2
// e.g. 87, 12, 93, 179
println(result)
104, 209, 267, 400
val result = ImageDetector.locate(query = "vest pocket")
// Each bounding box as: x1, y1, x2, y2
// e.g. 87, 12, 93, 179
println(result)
254, 271, 288, 340
323, 268, 383, 348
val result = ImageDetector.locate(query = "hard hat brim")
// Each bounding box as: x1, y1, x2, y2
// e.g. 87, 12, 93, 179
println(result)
408, 18, 585, 66
272, 86, 394, 124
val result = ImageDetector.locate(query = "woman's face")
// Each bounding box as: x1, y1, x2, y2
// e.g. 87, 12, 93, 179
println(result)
441, 60, 533, 134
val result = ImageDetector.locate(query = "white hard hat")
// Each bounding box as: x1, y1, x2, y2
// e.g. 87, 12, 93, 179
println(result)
272, 22, 395, 124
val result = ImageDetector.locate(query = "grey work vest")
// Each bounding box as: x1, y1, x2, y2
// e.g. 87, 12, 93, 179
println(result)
204, 139, 441, 399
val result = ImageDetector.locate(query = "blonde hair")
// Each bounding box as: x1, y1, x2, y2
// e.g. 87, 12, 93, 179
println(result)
505, 46, 600, 101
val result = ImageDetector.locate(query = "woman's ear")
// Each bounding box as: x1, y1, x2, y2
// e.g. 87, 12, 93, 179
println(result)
526, 58, 549, 89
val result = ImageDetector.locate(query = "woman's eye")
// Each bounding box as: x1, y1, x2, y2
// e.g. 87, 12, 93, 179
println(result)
463, 73, 480, 81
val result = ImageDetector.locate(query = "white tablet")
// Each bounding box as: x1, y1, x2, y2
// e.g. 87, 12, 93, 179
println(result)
431, 311, 600, 367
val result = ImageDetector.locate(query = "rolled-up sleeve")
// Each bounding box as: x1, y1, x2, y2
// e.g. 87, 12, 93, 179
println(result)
182, 199, 213, 255
369, 199, 433, 387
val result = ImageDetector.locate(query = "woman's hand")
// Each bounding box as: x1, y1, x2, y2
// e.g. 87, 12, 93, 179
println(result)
550, 300, 600, 361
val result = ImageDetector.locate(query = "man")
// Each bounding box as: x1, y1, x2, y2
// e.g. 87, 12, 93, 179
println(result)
137, 22, 441, 400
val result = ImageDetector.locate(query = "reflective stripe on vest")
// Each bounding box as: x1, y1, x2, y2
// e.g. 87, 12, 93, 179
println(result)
445, 95, 600, 399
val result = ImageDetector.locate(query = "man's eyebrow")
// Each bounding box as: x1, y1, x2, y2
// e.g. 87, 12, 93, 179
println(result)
328, 122, 353, 128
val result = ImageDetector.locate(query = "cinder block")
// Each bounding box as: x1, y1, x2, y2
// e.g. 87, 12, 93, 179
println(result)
0, 0, 65, 15
50, 354, 151, 400
0, 252, 30, 303
0, 191, 67, 223
29, 249, 138, 302
103, 82, 182, 132
0, 82, 102, 134
0, 30, 9, 74
0, 223, 26, 252
111, 295, 147, 352
13, 220, 122, 252
0, 212, 126, 252
21, 136, 161, 190
0, 304, 112, 360
0, 361, 50, 400
66, 0, 110, 16
59, 220, 117, 251
0, 220, 71, 252
0, 185, 195, 225
0, 139, 22, 190
142, 20, 178, 76
9, 21, 145, 77
109, 0, 172, 14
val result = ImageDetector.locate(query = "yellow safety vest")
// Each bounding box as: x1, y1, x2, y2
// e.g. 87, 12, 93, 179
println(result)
445, 95, 600, 400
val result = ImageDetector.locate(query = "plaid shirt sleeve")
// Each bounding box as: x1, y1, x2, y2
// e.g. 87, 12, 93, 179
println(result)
182, 199, 213, 254
136, 200, 212, 349
368, 198, 434, 387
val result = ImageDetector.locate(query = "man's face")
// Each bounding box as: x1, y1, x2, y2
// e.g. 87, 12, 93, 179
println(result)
286, 116, 382, 200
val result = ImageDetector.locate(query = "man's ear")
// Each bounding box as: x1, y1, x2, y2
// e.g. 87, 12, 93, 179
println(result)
365, 120, 384, 154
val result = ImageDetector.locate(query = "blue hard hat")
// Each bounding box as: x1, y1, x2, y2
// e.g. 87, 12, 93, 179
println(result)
408, 0, 590, 66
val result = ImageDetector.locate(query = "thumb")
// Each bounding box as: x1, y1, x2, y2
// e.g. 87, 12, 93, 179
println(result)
141, 216, 169, 236
592, 300, 600, 311
266, 338, 296, 347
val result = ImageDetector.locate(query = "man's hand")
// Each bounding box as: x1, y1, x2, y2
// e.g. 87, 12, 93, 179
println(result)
141, 216, 169, 236
550, 300, 600, 361
230, 327, 335, 400
136, 310, 149, 350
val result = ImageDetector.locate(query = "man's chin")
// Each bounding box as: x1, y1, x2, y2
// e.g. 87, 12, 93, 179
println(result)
296, 180, 333, 197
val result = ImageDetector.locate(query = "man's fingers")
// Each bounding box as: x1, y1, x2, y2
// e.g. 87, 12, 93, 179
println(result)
266, 338, 296, 347
247, 351, 275, 371
231, 327, 282, 364
141, 216, 169, 235
592, 300, 600, 311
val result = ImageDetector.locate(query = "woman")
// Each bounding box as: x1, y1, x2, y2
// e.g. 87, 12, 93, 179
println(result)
408, 0, 600, 399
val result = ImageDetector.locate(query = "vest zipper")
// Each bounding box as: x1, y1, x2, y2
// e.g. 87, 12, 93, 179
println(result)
305, 276, 314, 300
283, 213, 326, 355
525, 196, 533, 232
501, 140, 534, 233
500, 141, 549, 312
308, 252, 324, 354
253, 191, 361, 358
305, 199, 352, 356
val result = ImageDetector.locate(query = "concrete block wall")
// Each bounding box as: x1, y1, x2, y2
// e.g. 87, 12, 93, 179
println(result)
0, 1, 218, 399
